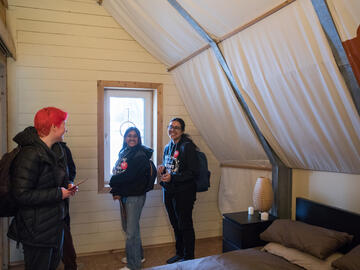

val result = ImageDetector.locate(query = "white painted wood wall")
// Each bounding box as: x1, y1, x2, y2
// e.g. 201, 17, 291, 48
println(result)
6, 0, 221, 259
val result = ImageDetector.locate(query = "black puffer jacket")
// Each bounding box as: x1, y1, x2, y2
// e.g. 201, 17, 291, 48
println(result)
110, 145, 153, 197
7, 127, 68, 248
161, 136, 199, 193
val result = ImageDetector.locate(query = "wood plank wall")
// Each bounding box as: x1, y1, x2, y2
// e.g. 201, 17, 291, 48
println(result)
6, 0, 221, 258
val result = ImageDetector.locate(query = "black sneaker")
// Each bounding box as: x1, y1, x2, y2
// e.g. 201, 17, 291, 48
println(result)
166, 255, 183, 264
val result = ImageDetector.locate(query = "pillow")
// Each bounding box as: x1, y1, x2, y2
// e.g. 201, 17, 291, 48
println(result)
263, 242, 343, 270
260, 219, 353, 259
331, 244, 360, 270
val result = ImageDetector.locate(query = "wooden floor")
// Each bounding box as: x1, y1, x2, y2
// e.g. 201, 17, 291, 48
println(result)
10, 237, 222, 270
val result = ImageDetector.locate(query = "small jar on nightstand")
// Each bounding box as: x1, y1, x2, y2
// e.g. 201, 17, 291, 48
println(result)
222, 211, 277, 252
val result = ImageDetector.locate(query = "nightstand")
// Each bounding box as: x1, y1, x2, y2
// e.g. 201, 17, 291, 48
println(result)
222, 211, 277, 252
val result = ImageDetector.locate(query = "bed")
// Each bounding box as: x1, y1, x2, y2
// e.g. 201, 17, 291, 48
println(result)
145, 197, 360, 270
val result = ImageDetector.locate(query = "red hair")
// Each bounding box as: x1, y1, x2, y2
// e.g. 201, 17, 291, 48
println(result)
34, 107, 68, 137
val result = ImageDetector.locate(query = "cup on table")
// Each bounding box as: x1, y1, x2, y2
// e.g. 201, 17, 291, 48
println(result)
260, 212, 269, 220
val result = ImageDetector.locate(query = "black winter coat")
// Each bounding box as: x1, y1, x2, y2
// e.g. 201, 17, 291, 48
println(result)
161, 136, 199, 193
110, 145, 153, 197
7, 127, 69, 248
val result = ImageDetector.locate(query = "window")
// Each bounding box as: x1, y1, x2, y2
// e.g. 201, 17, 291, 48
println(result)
98, 81, 163, 192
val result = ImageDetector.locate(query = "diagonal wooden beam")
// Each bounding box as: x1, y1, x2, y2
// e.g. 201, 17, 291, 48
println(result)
168, 0, 292, 218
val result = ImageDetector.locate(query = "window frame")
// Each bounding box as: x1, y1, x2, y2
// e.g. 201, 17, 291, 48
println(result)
97, 80, 163, 193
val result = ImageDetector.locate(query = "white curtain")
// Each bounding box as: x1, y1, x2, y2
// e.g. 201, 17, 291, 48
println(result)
176, 0, 284, 38
221, 0, 360, 173
103, 0, 206, 66
219, 167, 272, 214
171, 49, 269, 166
326, 0, 360, 41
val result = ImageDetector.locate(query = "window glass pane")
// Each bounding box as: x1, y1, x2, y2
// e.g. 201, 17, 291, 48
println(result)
109, 97, 144, 175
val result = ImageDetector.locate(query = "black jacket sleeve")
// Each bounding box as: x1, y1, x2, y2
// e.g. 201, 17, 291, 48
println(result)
11, 147, 63, 206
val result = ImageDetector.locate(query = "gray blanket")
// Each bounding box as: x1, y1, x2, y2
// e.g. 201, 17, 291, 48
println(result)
145, 249, 303, 270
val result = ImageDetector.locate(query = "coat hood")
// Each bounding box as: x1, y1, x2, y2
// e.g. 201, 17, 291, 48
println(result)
13, 126, 40, 147
12, 126, 65, 163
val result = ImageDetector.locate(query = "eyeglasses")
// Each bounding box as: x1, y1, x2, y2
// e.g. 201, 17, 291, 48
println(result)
126, 134, 138, 138
168, 125, 182, 130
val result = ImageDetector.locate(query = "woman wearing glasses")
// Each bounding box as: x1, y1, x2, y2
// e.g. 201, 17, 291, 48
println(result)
157, 118, 200, 264
110, 127, 153, 270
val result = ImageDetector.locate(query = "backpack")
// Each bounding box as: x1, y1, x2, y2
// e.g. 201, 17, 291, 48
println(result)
145, 160, 157, 192
0, 147, 21, 217
180, 142, 211, 192
194, 150, 211, 192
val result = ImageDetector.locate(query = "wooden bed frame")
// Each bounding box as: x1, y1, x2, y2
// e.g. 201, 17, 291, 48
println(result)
296, 197, 360, 252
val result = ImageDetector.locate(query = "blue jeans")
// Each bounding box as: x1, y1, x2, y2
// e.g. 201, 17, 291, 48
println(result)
120, 195, 146, 270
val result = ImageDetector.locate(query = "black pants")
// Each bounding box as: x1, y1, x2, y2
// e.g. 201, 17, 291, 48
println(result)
164, 185, 196, 259
23, 232, 63, 270
62, 217, 77, 270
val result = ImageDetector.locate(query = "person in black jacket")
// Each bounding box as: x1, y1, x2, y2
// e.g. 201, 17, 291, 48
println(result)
7, 107, 77, 270
60, 141, 79, 270
109, 127, 153, 270
157, 118, 199, 264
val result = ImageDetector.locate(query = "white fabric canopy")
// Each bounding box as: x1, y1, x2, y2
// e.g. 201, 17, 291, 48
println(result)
103, 0, 206, 66
176, 0, 284, 38
103, 0, 360, 174
103, 0, 288, 66
221, 0, 360, 173
171, 49, 269, 166
326, 0, 360, 41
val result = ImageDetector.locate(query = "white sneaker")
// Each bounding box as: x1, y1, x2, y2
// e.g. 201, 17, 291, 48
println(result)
118, 267, 130, 270
121, 257, 146, 264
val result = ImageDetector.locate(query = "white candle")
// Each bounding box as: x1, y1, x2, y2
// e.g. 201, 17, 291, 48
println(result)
248, 206, 254, 215
260, 212, 269, 220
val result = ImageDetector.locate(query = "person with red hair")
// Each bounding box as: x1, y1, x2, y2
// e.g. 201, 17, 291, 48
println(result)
7, 107, 77, 270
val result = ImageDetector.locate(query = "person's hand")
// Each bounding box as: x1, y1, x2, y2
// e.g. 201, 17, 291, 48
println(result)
161, 172, 171, 183
61, 187, 73, 199
157, 165, 165, 175
67, 184, 78, 195
113, 195, 121, 200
